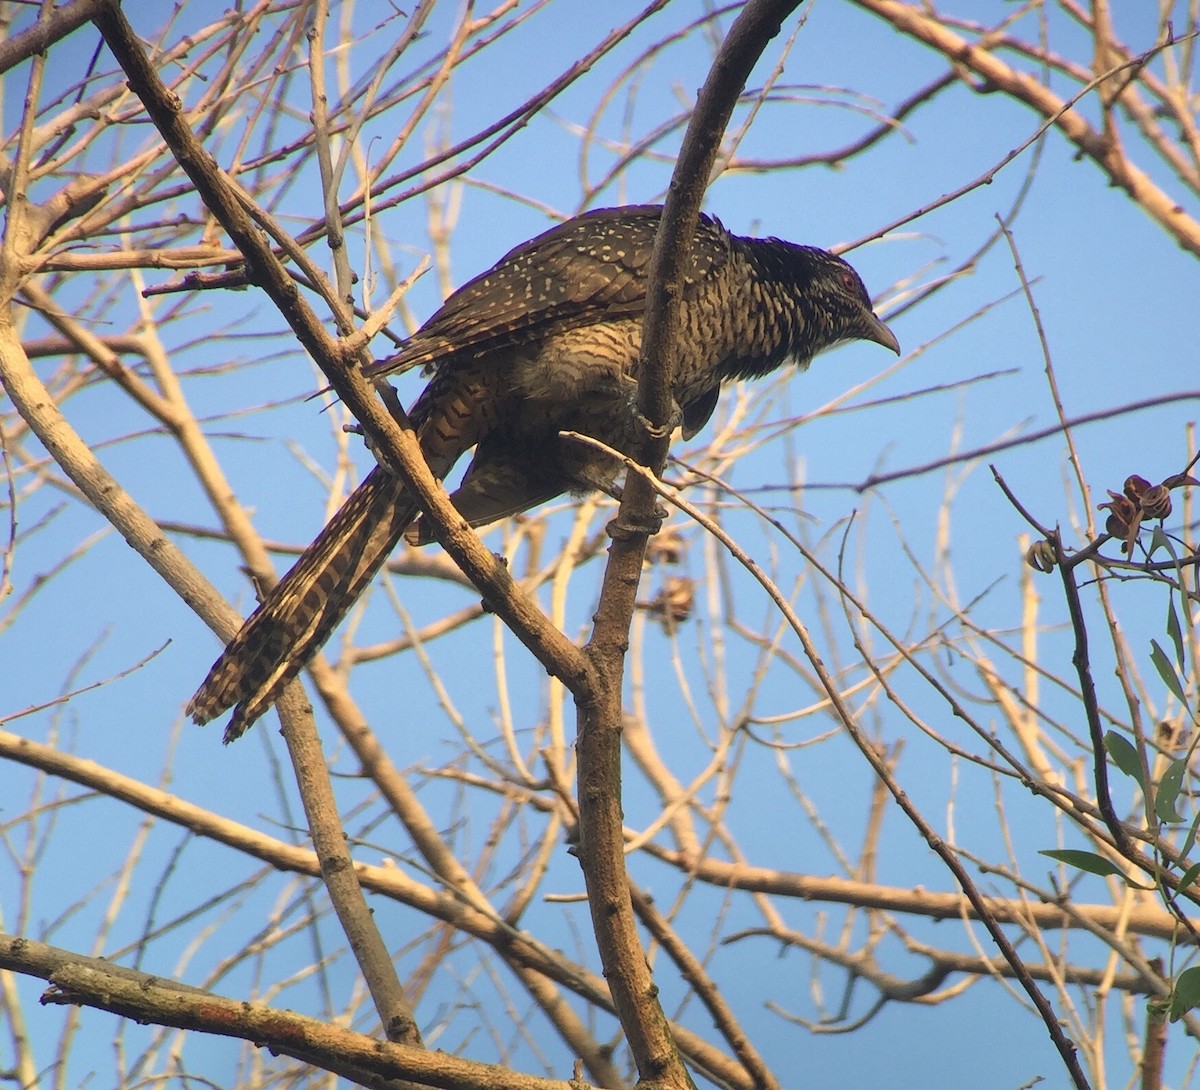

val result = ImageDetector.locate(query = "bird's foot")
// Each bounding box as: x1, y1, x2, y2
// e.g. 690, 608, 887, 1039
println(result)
634, 402, 683, 442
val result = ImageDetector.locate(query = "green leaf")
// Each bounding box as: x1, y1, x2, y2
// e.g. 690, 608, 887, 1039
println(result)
1155, 758, 1188, 824
1158, 532, 1196, 631
1179, 812, 1200, 862
1148, 525, 1172, 561
1151, 639, 1190, 707
1166, 594, 1187, 676
1169, 967, 1200, 1021
1040, 849, 1124, 877
1177, 861, 1200, 892
1104, 730, 1146, 791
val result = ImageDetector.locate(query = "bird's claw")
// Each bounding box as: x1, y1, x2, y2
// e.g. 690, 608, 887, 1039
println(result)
635, 403, 682, 442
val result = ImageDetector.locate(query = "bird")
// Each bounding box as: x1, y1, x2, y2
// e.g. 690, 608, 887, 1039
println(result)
187, 204, 899, 740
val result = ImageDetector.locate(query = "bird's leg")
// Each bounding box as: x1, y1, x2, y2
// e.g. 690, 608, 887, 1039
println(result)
375, 378, 407, 423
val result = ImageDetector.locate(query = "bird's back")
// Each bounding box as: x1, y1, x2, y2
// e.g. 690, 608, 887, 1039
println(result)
370, 206, 736, 377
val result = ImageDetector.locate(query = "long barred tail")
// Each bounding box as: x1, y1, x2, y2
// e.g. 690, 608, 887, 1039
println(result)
187, 465, 419, 741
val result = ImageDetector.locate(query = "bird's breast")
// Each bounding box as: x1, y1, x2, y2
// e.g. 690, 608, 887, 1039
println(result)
510, 321, 643, 403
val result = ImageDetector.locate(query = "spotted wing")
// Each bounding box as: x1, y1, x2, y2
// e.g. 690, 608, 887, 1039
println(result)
368, 205, 733, 378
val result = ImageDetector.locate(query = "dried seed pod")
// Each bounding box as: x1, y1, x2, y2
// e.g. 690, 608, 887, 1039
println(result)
1139, 484, 1172, 521
1025, 539, 1057, 573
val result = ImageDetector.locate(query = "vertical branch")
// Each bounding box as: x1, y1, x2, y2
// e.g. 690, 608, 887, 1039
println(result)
1141, 958, 1167, 1090
0, 1, 48, 288
276, 685, 424, 1047
579, 2, 803, 1086
307, 0, 355, 314
1091, 0, 1119, 131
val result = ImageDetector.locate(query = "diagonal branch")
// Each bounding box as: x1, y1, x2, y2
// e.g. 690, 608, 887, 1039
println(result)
91, 3, 587, 692
850, 0, 1200, 256
1, 931, 589, 1090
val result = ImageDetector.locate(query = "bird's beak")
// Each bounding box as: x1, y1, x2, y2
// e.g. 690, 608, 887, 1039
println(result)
864, 312, 900, 355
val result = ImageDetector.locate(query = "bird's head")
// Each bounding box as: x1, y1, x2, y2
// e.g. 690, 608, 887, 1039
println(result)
728, 236, 898, 380
796, 246, 899, 358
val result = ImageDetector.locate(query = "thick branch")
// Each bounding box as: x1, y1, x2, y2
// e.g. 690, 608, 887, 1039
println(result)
577, 3, 804, 1088
0, 0, 106, 76
1, 932, 587, 1090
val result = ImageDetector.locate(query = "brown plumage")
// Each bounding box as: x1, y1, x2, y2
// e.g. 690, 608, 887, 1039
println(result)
188, 205, 899, 740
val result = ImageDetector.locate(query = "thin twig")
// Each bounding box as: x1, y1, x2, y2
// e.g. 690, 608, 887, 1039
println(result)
570, 430, 1095, 1090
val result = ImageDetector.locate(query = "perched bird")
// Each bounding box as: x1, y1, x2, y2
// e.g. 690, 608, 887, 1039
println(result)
188, 205, 899, 739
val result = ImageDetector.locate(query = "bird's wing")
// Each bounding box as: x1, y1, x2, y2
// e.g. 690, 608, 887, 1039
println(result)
680, 385, 722, 440
369, 206, 733, 377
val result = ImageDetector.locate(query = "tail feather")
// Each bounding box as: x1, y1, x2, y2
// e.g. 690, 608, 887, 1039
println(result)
188, 466, 419, 741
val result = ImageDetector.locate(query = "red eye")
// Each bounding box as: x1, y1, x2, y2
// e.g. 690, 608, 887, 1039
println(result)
841, 270, 857, 290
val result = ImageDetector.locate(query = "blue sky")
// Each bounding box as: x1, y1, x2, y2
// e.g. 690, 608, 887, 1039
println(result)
3, 3, 1198, 1088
